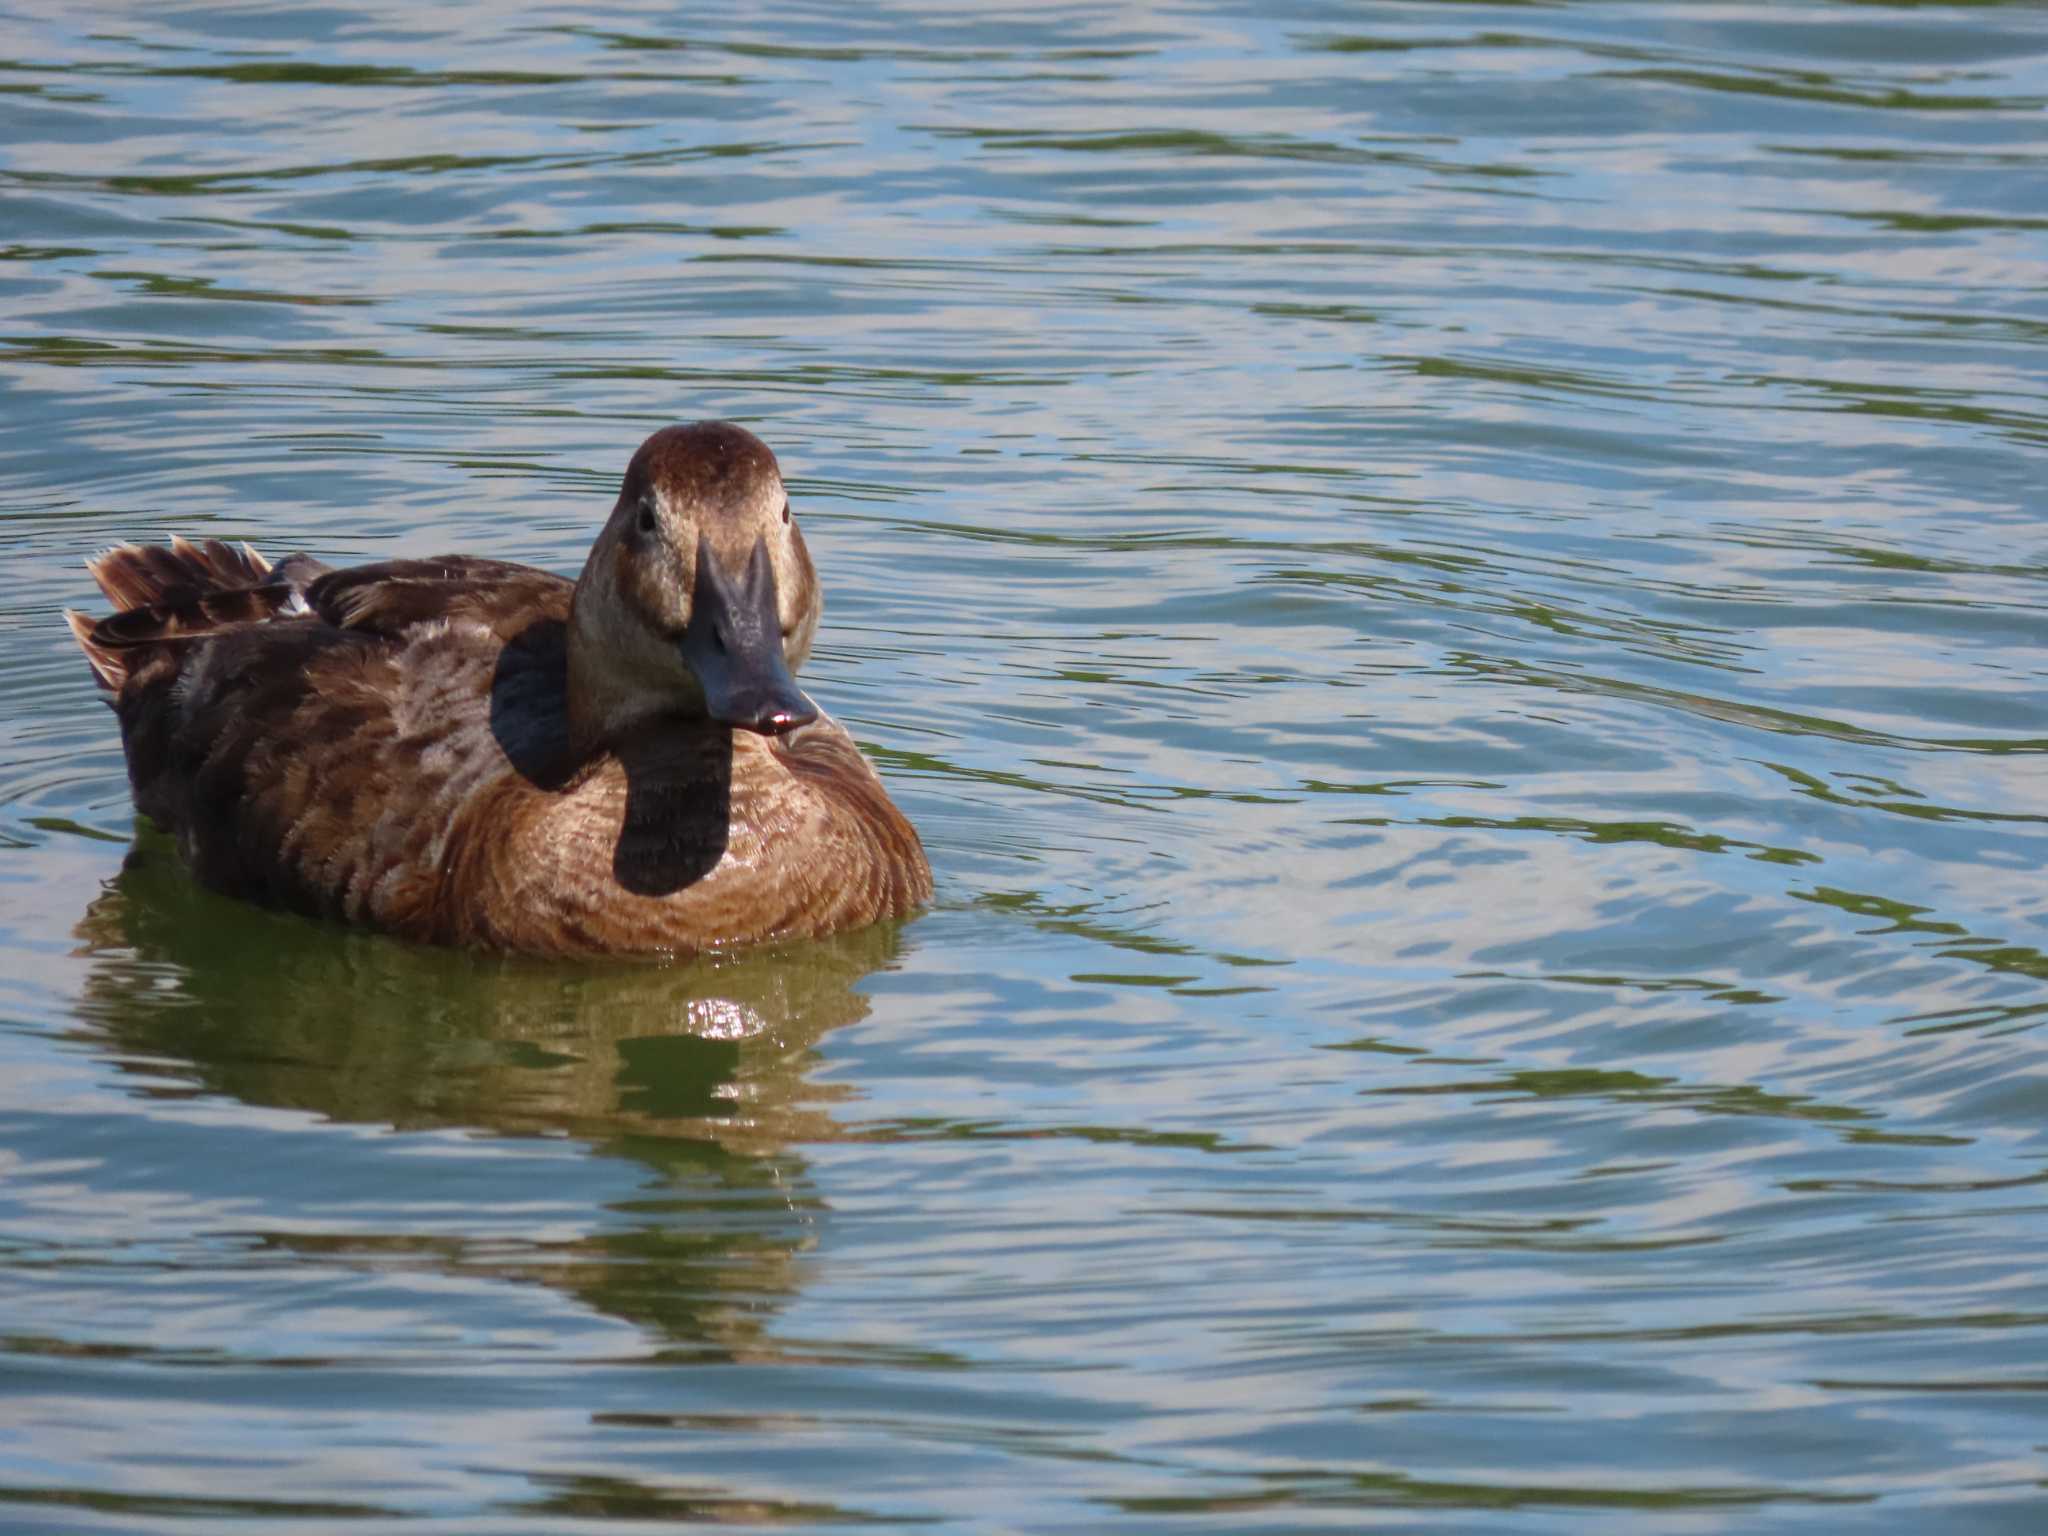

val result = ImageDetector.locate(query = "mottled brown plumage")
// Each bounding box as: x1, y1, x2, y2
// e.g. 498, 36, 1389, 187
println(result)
65, 422, 932, 957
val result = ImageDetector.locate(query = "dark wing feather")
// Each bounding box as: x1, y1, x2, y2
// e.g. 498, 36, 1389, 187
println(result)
309, 557, 572, 639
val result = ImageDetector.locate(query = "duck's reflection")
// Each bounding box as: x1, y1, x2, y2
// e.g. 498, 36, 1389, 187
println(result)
70, 834, 909, 1356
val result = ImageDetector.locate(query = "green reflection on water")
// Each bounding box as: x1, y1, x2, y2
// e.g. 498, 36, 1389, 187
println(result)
74, 834, 908, 1148
69, 835, 918, 1363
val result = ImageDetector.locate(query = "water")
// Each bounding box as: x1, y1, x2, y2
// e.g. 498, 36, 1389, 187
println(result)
2, 1, 2045, 1529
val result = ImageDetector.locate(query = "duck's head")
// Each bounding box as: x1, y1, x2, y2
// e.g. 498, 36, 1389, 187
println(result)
568, 421, 822, 751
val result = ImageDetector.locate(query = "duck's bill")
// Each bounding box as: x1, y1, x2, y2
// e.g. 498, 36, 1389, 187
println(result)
695, 645, 817, 736
685, 535, 819, 737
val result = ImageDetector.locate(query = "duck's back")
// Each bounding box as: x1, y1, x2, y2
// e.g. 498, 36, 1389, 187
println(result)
69, 541, 930, 954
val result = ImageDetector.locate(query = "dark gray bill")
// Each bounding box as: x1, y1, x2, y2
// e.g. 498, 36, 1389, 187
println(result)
682, 533, 818, 735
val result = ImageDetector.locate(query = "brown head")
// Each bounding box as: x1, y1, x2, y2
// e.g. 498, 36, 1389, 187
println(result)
567, 422, 822, 753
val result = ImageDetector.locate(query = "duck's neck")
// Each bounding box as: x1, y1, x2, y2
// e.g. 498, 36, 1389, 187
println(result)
565, 577, 651, 762
565, 575, 724, 762
564, 650, 620, 763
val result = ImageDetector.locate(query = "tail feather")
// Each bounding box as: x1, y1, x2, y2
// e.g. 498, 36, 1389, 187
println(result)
69, 537, 289, 692
65, 609, 122, 691
85, 537, 271, 614
94, 583, 304, 649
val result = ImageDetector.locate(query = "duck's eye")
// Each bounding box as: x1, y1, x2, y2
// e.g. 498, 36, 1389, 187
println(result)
637, 499, 657, 534
781, 500, 791, 525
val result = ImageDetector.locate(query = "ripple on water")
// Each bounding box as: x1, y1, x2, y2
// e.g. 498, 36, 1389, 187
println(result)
1, 1, 2046, 1530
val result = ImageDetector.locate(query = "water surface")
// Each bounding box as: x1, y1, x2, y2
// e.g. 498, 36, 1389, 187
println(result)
2, 2, 2046, 1531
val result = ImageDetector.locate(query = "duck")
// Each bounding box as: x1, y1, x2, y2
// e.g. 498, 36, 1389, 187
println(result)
65, 421, 932, 956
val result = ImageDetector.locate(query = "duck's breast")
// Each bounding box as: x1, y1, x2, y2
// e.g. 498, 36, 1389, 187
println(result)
440, 716, 929, 956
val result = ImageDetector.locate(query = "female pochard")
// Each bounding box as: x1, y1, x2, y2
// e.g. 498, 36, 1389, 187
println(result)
66, 422, 931, 955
